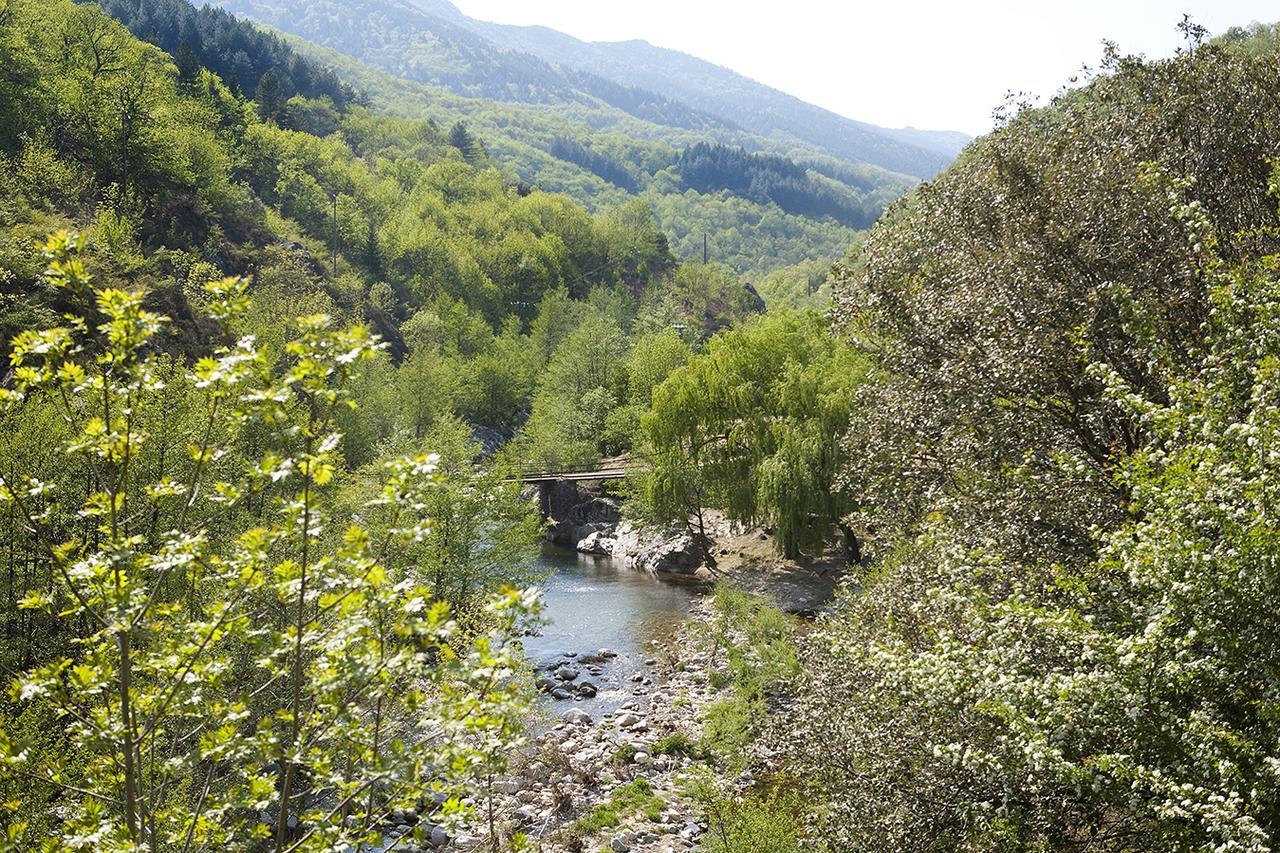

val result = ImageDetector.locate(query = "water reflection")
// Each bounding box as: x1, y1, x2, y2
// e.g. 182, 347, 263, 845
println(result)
522, 544, 695, 716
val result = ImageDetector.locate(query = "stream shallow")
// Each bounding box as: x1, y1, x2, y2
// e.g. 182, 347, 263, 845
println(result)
521, 545, 696, 718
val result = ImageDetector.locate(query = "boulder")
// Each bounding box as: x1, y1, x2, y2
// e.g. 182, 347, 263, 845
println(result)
561, 707, 592, 726
576, 531, 617, 555
609, 522, 705, 577
639, 532, 704, 576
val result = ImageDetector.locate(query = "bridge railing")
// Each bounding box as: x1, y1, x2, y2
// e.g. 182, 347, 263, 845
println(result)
502, 456, 638, 482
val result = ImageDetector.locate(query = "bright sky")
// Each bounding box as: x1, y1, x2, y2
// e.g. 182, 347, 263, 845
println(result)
450, 0, 1277, 136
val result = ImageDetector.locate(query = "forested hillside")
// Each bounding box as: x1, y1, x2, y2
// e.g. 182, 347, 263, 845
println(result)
755, 21, 1280, 852
435, 0, 970, 171
537, 16, 1280, 851
195, 0, 921, 276
9, 0, 1280, 850
0, 1, 775, 844
90, 0, 359, 105
214, 0, 960, 180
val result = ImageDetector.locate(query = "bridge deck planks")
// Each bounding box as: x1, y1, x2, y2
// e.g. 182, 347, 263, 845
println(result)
511, 468, 629, 483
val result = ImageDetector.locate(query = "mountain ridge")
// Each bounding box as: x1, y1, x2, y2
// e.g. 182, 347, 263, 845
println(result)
213, 0, 967, 178
421, 0, 972, 163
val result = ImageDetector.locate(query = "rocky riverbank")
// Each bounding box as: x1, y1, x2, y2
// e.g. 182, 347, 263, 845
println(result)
365, 479, 846, 852
530, 480, 709, 583
366, 570, 814, 853
535, 478, 847, 605
441, 598, 726, 852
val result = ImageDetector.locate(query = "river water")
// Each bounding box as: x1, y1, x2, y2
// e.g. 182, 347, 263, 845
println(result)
521, 545, 696, 717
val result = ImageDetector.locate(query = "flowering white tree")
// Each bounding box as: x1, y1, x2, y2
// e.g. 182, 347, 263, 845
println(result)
789, 168, 1280, 851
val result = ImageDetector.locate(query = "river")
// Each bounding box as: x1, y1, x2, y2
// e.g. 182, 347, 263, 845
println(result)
521, 544, 696, 718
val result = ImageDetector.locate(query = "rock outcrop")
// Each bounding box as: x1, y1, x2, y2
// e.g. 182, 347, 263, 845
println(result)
608, 523, 709, 580
537, 480, 622, 547
529, 479, 712, 580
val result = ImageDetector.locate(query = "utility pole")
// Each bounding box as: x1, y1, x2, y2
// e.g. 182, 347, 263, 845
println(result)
703, 233, 708, 265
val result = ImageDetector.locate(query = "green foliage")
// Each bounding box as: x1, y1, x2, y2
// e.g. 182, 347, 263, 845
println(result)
0, 699, 88, 842
679, 141, 877, 228
829, 27, 1280, 568
650, 731, 705, 760
795, 207, 1280, 849
785, 28, 1280, 853
754, 257, 840, 311
689, 776, 809, 853
693, 583, 797, 765
572, 778, 664, 835
0, 233, 539, 850
505, 311, 630, 469
226, 4, 904, 278
644, 188, 857, 278
0, 0, 245, 237
640, 309, 865, 556
339, 416, 545, 617
95, 0, 359, 107
255, 68, 285, 122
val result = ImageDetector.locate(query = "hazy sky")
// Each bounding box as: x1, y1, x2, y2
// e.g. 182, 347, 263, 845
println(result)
449, 0, 1276, 135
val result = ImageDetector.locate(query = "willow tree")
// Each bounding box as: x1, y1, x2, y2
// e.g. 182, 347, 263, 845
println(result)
639, 309, 866, 559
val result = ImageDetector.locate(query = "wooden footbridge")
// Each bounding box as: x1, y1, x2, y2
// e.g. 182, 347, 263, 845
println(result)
504, 457, 638, 483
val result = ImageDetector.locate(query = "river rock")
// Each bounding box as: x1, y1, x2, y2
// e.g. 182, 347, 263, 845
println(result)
492, 778, 523, 795
576, 530, 616, 555
554, 664, 579, 681
561, 707, 592, 726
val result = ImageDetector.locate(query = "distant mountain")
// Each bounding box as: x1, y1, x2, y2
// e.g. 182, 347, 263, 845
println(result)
879, 127, 974, 158
267, 32, 910, 274
212, 0, 967, 179
179, 0, 967, 276
208, 0, 730, 132
414, 1, 971, 169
